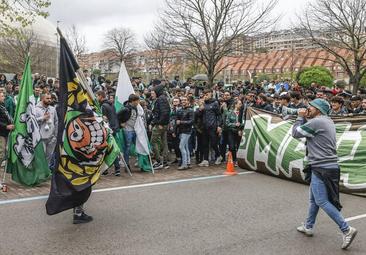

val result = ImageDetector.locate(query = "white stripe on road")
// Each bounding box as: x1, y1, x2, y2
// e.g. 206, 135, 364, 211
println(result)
346, 214, 366, 222
0, 171, 255, 206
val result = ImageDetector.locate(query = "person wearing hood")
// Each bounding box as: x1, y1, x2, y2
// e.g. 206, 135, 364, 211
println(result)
150, 85, 171, 169
35, 93, 58, 167
96, 90, 121, 176
292, 99, 357, 250
198, 89, 222, 167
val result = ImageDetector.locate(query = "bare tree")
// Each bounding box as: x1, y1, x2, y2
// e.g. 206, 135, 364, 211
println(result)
144, 24, 172, 78
0, 28, 56, 75
0, 0, 50, 33
104, 27, 136, 62
161, 0, 278, 86
299, 0, 366, 93
65, 24, 87, 60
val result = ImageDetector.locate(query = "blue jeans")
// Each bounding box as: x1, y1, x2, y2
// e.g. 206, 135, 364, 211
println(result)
305, 173, 349, 233
123, 130, 136, 165
179, 133, 191, 167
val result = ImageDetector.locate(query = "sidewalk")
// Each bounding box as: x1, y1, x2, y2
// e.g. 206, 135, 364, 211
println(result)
0, 162, 239, 200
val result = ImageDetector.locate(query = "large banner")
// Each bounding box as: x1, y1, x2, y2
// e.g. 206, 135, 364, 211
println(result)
237, 108, 366, 194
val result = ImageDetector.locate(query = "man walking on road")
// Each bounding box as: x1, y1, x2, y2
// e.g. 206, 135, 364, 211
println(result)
292, 98, 357, 250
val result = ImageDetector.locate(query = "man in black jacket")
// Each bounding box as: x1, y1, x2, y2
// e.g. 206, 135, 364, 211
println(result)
0, 91, 14, 164
96, 90, 121, 176
150, 85, 171, 169
198, 89, 222, 167
220, 91, 234, 162
168, 97, 181, 164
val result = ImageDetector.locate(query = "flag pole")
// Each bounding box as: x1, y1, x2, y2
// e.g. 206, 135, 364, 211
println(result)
148, 154, 155, 175
119, 152, 132, 177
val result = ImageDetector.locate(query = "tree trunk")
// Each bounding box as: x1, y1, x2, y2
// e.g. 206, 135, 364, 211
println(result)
207, 64, 215, 88
349, 73, 360, 94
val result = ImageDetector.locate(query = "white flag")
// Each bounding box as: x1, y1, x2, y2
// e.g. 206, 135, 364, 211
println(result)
115, 61, 150, 156
115, 61, 134, 107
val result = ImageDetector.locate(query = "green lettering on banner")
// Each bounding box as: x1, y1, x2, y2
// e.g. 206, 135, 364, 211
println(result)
279, 135, 305, 177
244, 115, 291, 175
338, 125, 366, 187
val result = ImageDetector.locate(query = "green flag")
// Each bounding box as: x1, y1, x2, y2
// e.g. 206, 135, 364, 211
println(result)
6, 57, 51, 186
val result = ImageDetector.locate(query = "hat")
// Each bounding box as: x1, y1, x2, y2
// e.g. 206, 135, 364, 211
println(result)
339, 91, 352, 98
309, 98, 330, 115
351, 95, 361, 101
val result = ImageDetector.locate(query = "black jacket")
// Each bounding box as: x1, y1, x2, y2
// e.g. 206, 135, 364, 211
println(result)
100, 99, 119, 133
254, 102, 274, 112
202, 98, 221, 129
176, 107, 194, 134
194, 109, 204, 134
0, 103, 12, 137
151, 85, 171, 126
312, 167, 342, 211
117, 102, 137, 123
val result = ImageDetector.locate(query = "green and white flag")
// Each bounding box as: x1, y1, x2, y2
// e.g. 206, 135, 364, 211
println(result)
115, 61, 152, 172
7, 57, 51, 186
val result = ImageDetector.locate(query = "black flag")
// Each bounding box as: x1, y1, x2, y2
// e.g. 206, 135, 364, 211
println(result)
46, 34, 119, 215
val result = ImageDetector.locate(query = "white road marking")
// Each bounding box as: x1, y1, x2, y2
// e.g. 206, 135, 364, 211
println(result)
346, 214, 366, 222
0, 171, 255, 206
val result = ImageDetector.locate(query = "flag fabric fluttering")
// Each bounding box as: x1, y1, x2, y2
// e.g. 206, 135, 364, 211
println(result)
6, 56, 51, 186
115, 61, 152, 172
46, 35, 119, 215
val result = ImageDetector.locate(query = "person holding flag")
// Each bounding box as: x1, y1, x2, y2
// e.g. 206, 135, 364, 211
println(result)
114, 61, 152, 173
46, 32, 119, 224
117, 94, 140, 171
6, 56, 50, 187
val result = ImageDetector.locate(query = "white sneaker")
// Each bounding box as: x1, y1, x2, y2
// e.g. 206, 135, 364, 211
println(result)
296, 223, 314, 237
215, 156, 223, 165
198, 160, 209, 167
342, 227, 357, 249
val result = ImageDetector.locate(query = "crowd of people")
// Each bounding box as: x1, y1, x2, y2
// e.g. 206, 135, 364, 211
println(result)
1, 70, 362, 246
1, 71, 366, 173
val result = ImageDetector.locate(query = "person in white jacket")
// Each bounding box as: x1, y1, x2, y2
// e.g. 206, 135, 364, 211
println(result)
35, 93, 58, 167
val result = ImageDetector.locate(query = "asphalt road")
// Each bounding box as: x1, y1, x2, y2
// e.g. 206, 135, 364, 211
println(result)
0, 171, 365, 255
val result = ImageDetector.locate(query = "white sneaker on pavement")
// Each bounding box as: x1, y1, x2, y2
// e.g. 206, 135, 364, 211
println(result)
342, 227, 357, 249
296, 223, 314, 237
198, 160, 209, 167
215, 156, 223, 165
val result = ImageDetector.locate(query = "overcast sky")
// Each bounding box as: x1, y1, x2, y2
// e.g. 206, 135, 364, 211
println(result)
48, 0, 311, 53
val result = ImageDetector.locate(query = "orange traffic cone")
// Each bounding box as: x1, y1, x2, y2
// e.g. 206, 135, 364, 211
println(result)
224, 151, 237, 176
